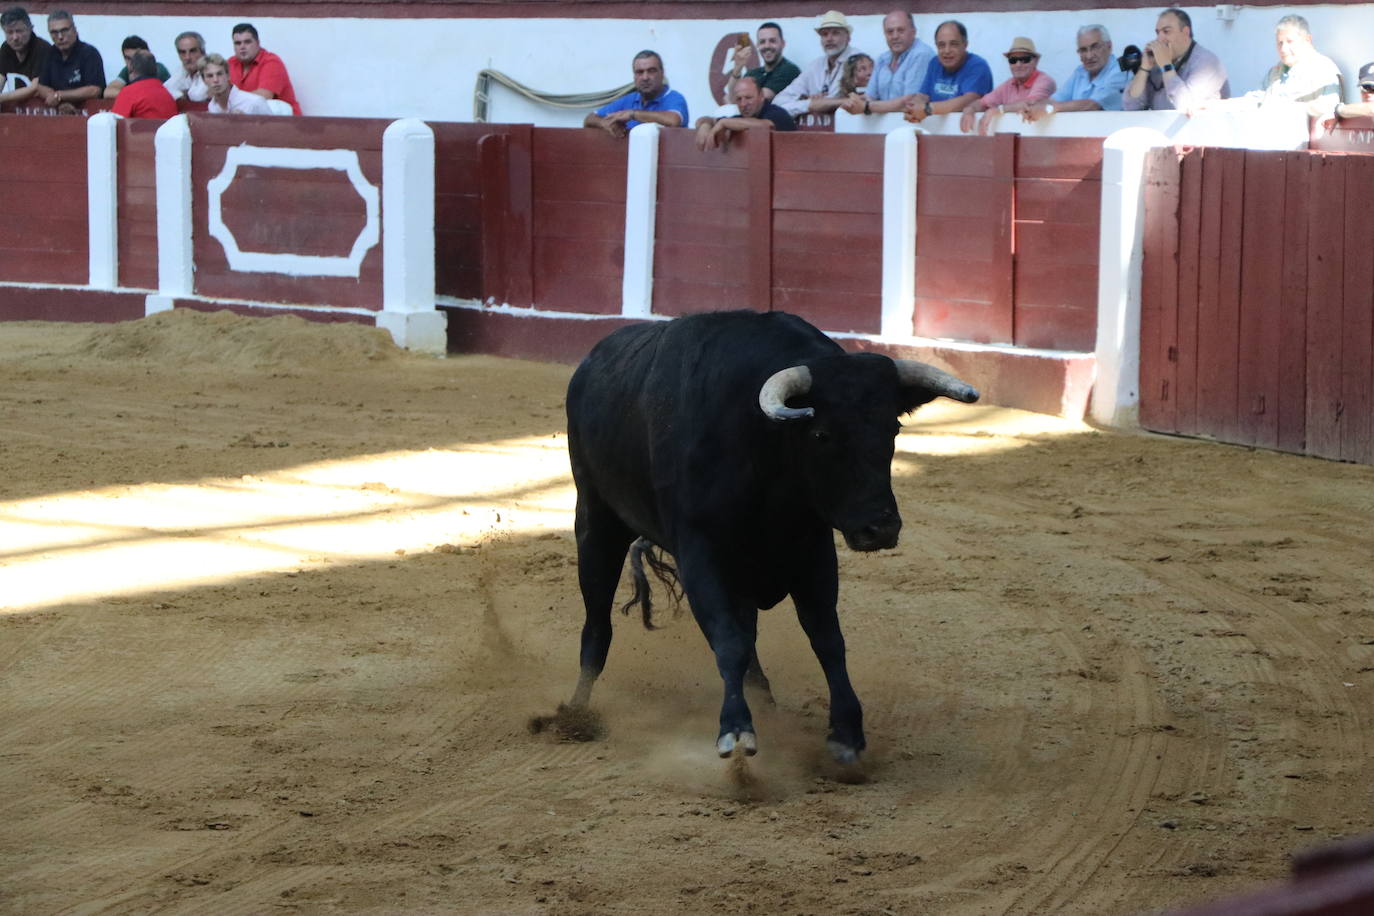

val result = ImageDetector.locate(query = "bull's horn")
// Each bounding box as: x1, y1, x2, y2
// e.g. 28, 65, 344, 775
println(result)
894, 359, 980, 403
758, 365, 815, 420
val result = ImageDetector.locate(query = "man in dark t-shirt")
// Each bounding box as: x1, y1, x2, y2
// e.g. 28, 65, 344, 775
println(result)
0, 6, 50, 105
695, 75, 796, 151
35, 9, 104, 109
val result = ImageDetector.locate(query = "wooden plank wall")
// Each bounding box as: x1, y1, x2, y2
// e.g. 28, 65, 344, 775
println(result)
771, 132, 884, 334
1012, 137, 1101, 351
528, 127, 625, 314
432, 122, 497, 301
915, 134, 1015, 343
116, 119, 160, 291
652, 127, 763, 315
189, 115, 387, 309
0, 115, 88, 285
1140, 146, 1374, 466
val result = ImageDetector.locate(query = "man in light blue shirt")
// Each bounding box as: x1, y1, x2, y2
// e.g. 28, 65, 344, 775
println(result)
1023, 24, 1129, 121
585, 50, 689, 138
844, 10, 933, 115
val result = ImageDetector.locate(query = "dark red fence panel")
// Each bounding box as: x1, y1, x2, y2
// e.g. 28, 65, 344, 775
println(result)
432, 121, 498, 301
116, 118, 160, 291
653, 127, 764, 316
771, 131, 883, 334
915, 134, 1014, 343
1141, 147, 1374, 466
1012, 136, 1101, 351
0, 115, 88, 285
190, 115, 386, 310
529, 127, 625, 314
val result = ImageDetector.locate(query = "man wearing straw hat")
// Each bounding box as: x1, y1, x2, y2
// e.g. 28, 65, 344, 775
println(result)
774, 9, 866, 117
959, 36, 1056, 134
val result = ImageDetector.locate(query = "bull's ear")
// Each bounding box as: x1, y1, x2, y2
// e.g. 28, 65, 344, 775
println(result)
893, 359, 979, 411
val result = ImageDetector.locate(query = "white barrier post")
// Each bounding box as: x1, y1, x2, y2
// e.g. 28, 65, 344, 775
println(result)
86, 112, 118, 290
621, 123, 660, 318
377, 118, 444, 354
1092, 127, 1172, 428
148, 114, 192, 315
881, 126, 918, 340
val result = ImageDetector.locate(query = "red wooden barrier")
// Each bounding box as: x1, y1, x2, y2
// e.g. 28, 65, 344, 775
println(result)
1140, 146, 1374, 466
432, 121, 495, 301
189, 115, 386, 309
0, 115, 88, 286
116, 118, 160, 291
772, 131, 883, 334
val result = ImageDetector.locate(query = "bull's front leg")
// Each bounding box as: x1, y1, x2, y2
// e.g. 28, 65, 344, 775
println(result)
677, 549, 758, 757
791, 540, 865, 763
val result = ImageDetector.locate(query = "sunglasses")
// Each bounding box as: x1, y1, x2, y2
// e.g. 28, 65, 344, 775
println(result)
1362, 82, 1374, 93
1007, 55, 1034, 64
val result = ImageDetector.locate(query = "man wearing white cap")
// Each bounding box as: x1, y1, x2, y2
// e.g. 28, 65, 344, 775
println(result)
959, 36, 1056, 134
774, 9, 865, 117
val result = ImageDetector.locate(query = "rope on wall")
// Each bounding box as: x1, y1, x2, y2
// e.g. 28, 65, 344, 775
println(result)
473, 69, 633, 122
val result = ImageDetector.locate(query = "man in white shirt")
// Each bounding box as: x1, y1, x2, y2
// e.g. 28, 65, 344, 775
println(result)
1197, 14, 1339, 118
203, 52, 271, 114
163, 30, 208, 102
774, 9, 864, 118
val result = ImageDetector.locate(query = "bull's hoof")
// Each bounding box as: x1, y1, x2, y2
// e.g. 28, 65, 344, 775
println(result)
717, 731, 758, 758
826, 739, 861, 765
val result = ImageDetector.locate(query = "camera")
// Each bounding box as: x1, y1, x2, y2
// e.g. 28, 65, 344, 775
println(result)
1118, 45, 1143, 73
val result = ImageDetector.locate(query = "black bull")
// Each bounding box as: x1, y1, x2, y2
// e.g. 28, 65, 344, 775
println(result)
564, 310, 979, 762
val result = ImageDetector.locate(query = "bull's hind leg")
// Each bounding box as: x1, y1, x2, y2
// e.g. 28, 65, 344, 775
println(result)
570, 493, 634, 708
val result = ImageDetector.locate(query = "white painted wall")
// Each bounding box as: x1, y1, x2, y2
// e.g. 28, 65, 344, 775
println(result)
64, 6, 1374, 126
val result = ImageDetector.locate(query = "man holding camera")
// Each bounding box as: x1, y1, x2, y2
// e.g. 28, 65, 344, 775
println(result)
1123, 7, 1229, 113
1023, 24, 1129, 122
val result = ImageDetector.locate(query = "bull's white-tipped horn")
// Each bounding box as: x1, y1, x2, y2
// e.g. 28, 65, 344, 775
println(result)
758, 365, 815, 420
893, 359, 980, 403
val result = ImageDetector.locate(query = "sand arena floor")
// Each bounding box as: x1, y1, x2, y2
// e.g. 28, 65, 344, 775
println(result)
2, 310, 1372, 914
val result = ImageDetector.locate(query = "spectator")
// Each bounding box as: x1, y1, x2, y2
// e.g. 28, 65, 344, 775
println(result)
724, 22, 801, 103
229, 23, 300, 115
0, 6, 48, 106
694, 75, 795, 151
163, 31, 209, 102
1023, 24, 1130, 122
110, 49, 176, 118
34, 10, 103, 110
1196, 15, 1339, 119
905, 20, 993, 122
1334, 62, 1374, 121
1123, 7, 1229, 113
839, 53, 873, 96
774, 10, 864, 118
204, 52, 272, 114
103, 35, 171, 98
585, 50, 688, 138
843, 10, 933, 115
959, 37, 1056, 134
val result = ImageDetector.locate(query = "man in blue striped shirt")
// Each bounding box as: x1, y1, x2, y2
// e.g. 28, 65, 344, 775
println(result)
844, 11, 933, 115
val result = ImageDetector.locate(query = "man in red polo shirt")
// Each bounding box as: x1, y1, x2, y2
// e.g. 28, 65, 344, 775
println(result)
111, 49, 176, 118
228, 22, 300, 115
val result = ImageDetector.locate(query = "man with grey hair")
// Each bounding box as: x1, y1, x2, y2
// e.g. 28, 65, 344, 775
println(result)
842, 10, 931, 115
1197, 14, 1339, 118
0, 6, 49, 104
34, 8, 104, 108
164, 30, 209, 101
1023, 24, 1129, 121
774, 10, 865, 117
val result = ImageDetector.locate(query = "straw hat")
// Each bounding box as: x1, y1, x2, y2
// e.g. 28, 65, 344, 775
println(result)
1004, 37, 1039, 58
816, 10, 853, 33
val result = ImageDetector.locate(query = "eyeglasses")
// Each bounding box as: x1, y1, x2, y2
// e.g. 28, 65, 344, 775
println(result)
1007, 55, 1034, 64
1077, 42, 1106, 55
49, 25, 73, 37
1361, 82, 1374, 93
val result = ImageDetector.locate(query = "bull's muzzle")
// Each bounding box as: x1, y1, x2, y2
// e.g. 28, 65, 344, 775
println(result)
843, 510, 902, 552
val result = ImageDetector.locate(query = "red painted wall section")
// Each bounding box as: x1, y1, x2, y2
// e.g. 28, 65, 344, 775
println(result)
771, 131, 883, 334
116, 118, 161, 291
0, 115, 88, 286
1140, 146, 1374, 466
915, 134, 1014, 344
529, 127, 625, 314
653, 127, 761, 316
432, 121, 494, 300
1012, 136, 1101, 352
189, 114, 387, 309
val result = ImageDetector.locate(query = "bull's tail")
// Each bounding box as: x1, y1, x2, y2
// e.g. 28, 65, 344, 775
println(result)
621, 537, 684, 630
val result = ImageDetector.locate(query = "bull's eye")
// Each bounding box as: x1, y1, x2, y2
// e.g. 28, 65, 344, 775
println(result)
811, 428, 830, 443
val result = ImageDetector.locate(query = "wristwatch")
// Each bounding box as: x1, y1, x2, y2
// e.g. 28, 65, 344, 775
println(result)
1162, 63, 1175, 73
864, 99, 871, 115
1044, 102, 1055, 115
924, 100, 933, 116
